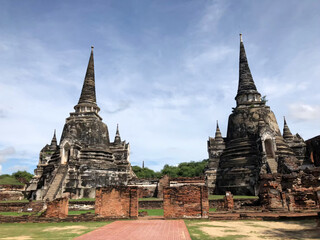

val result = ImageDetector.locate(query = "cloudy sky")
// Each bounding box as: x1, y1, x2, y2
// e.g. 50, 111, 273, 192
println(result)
0, 0, 320, 174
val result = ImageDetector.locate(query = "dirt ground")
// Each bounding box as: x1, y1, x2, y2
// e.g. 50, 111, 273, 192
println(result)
42, 226, 89, 234
192, 220, 320, 240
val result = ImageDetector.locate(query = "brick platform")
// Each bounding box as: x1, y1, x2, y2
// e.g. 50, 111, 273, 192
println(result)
74, 220, 191, 240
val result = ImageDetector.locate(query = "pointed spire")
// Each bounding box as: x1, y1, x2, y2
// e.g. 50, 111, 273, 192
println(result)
214, 121, 224, 144
283, 117, 294, 140
50, 130, 58, 148
215, 121, 222, 139
78, 46, 97, 105
114, 124, 122, 144
236, 34, 261, 105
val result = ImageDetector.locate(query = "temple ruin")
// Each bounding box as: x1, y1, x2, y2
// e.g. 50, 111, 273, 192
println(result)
206, 35, 314, 195
25, 47, 136, 200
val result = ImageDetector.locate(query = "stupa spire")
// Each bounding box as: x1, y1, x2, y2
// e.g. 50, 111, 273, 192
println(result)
283, 117, 294, 140
50, 129, 58, 148
114, 124, 121, 144
236, 34, 261, 105
74, 47, 100, 114
78, 46, 96, 105
215, 121, 222, 139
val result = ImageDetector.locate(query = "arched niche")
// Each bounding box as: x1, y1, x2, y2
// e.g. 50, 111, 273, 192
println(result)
61, 142, 71, 165
264, 139, 275, 158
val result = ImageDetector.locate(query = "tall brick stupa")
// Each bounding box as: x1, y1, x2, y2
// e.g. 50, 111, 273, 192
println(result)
205, 35, 308, 195
26, 47, 136, 200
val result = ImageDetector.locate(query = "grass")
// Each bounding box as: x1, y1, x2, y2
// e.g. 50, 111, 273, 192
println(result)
209, 195, 258, 200
185, 220, 218, 240
209, 208, 217, 212
139, 197, 162, 201
69, 198, 95, 202
0, 212, 40, 216
0, 222, 111, 240
0, 175, 24, 185
0, 199, 30, 203
139, 209, 163, 216
68, 210, 95, 215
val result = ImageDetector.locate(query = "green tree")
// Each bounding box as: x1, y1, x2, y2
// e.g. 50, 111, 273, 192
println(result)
132, 166, 161, 178
12, 171, 33, 184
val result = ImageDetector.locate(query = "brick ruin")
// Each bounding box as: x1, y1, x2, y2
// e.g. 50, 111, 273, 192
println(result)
259, 168, 320, 211
95, 186, 138, 219
224, 191, 234, 210
25, 47, 136, 201
42, 197, 69, 219
163, 185, 209, 219
0, 184, 25, 201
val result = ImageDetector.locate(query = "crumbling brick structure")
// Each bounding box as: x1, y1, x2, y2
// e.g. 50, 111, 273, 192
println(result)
259, 174, 287, 211
259, 168, 320, 211
163, 185, 209, 219
157, 175, 170, 198
224, 191, 234, 210
43, 197, 69, 219
95, 186, 138, 219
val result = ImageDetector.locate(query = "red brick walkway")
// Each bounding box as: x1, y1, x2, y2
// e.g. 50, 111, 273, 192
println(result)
74, 220, 191, 240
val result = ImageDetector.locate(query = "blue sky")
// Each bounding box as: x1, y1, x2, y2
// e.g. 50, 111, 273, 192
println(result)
0, 0, 320, 174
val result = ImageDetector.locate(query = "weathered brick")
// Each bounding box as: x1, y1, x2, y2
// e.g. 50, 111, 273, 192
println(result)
163, 185, 209, 219
43, 197, 69, 219
95, 186, 138, 219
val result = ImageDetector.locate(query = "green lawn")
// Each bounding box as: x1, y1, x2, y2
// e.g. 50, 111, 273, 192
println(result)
0, 199, 30, 203
0, 222, 111, 240
209, 195, 258, 200
0, 212, 40, 216
69, 198, 95, 202
0, 175, 24, 185
68, 210, 95, 215
139, 197, 162, 201
139, 209, 163, 216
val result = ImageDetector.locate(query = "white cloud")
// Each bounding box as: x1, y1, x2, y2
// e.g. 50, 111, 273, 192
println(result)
198, 0, 227, 33
0, 147, 15, 163
7, 165, 29, 173
288, 104, 320, 121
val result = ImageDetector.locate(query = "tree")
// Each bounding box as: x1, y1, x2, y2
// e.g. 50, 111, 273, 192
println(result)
132, 166, 161, 178
12, 171, 33, 184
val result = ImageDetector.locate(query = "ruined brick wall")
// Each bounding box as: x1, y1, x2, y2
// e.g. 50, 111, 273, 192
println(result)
0, 185, 25, 201
137, 186, 157, 198
259, 174, 286, 211
157, 175, 169, 198
224, 191, 234, 210
163, 185, 209, 219
43, 197, 69, 219
259, 170, 320, 211
95, 186, 138, 219
306, 135, 320, 166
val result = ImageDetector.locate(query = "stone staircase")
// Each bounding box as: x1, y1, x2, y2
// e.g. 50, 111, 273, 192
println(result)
267, 157, 278, 173
43, 165, 68, 201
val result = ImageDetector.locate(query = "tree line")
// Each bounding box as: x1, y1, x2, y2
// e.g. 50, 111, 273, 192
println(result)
132, 159, 208, 179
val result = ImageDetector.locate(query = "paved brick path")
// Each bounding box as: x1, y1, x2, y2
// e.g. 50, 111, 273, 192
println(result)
74, 220, 191, 240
